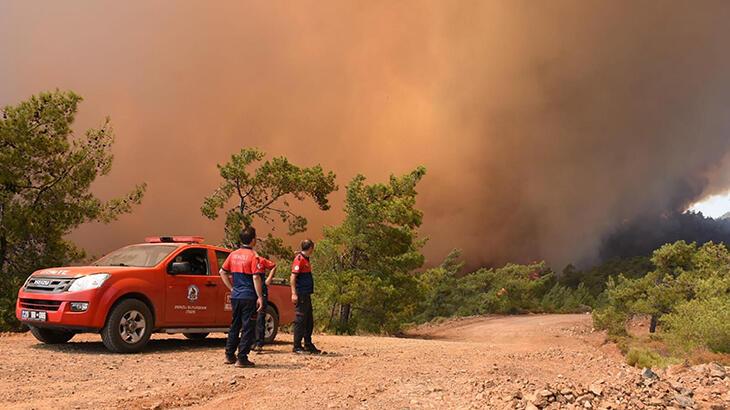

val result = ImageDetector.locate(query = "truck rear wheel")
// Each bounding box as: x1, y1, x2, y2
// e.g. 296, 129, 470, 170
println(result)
183, 332, 209, 340
263, 305, 279, 344
101, 298, 153, 353
29, 326, 75, 344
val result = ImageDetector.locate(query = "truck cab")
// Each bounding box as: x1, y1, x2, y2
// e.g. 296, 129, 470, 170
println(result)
16, 236, 295, 353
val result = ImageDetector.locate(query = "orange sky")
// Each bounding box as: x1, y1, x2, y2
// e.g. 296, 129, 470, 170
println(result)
3, 1, 730, 268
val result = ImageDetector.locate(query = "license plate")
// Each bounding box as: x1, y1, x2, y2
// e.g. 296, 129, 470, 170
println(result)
21, 310, 47, 321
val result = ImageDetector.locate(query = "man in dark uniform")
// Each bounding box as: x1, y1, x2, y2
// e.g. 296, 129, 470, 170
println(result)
253, 255, 277, 352
290, 239, 320, 354
219, 226, 264, 367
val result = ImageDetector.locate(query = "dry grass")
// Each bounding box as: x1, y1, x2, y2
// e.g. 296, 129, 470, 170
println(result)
686, 348, 730, 366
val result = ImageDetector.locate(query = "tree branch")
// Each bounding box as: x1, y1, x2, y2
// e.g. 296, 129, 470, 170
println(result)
247, 192, 283, 217
31, 154, 84, 209
268, 206, 299, 219
235, 179, 245, 215
13, 116, 56, 136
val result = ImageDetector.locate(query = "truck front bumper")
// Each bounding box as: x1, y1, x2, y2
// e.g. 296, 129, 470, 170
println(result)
16, 288, 105, 331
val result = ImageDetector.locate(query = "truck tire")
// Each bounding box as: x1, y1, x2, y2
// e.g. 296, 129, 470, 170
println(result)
29, 326, 75, 344
101, 298, 153, 353
263, 305, 279, 344
183, 332, 209, 340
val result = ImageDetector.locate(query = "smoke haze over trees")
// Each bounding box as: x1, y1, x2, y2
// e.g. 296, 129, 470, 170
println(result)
3, 2, 730, 268
600, 212, 730, 262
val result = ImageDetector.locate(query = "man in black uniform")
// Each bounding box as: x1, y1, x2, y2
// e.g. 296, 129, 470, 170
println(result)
253, 257, 277, 352
290, 239, 320, 354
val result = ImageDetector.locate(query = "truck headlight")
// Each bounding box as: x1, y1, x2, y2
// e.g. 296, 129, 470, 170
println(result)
68, 273, 110, 292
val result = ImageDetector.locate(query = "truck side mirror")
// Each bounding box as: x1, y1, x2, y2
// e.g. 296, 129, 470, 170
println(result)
169, 261, 191, 275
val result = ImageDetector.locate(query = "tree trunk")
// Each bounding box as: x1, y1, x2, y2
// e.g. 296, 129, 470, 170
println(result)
0, 235, 7, 272
649, 314, 658, 333
338, 303, 351, 332
0, 202, 5, 272
327, 303, 336, 329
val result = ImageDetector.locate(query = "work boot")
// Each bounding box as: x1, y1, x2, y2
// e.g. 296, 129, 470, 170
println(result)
224, 355, 236, 364
304, 343, 322, 354
234, 358, 256, 368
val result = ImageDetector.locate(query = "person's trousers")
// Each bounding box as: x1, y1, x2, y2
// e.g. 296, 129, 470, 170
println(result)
293, 293, 314, 347
225, 298, 257, 360
254, 295, 269, 346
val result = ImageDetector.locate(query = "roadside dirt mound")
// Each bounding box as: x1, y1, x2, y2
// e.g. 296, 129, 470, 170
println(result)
0, 314, 727, 409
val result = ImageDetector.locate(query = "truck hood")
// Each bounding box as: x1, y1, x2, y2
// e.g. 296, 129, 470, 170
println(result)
31, 266, 139, 279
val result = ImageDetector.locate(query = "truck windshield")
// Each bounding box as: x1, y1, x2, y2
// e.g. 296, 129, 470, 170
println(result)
93, 245, 178, 268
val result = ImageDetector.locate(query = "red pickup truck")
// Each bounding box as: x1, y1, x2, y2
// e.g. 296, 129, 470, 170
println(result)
15, 236, 295, 353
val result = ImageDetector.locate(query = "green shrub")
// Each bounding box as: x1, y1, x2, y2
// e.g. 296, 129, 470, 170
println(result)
560, 257, 652, 296
414, 251, 462, 322
625, 347, 678, 368
593, 241, 730, 363
458, 263, 554, 315
540, 283, 595, 313
413, 260, 558, 323
592, 305, 628, 336
0, 275, 25, 331
661, 296, 730, 353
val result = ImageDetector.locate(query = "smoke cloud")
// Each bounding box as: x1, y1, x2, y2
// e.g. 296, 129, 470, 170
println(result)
2, 1, 730, 268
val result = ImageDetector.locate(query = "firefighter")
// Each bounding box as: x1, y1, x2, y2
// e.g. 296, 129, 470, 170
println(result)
290, 239, 320, 354
253, 256, 277, 352
219, 226, 264, 367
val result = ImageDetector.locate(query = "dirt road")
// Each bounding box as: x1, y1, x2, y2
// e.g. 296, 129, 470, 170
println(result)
1, 314, 727, 409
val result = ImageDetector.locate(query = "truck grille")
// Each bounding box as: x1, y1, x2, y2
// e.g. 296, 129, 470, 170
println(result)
24, 277, 74, 293
20, 298, 62, 311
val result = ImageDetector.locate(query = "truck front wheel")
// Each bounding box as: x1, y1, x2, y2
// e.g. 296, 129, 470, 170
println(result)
101, 298, 153, 353
29, 326, 75, 344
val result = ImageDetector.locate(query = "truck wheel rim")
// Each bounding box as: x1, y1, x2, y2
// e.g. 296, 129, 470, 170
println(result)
264, 312, 275, 339
119, 310, 146, 344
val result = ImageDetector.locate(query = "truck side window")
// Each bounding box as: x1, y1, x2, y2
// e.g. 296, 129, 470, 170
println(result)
169, 248, 209, 275
215, 250, 230, 272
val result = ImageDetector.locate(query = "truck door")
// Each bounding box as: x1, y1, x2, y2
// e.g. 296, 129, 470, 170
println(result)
164, 247, 218, 325
214, 249, 234, 326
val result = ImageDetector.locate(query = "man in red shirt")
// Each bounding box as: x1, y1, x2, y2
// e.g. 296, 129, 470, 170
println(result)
290, 239, 320, 354
219, 226, 264, 367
